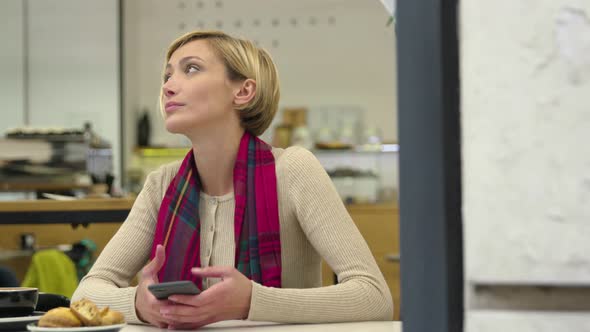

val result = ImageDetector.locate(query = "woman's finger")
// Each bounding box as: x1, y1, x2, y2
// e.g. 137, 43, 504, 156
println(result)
169, 284, 220, 307
162, 308, 212, 322
160, 303, 201, 317
191, 266, 233, 279
142, 245, 166, 278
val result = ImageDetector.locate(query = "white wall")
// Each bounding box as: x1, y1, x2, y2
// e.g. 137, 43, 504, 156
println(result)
0, 0, 121, 185
26, 0, 121, 183
462, 0, 590, 330
123, 0, 397, 158
0, 0, 25, 134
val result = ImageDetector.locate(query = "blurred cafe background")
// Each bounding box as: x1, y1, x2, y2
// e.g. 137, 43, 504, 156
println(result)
0, 0, 400, 320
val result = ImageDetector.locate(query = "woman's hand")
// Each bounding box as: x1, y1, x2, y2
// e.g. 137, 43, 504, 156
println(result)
135, 245, 171, 328
160, 266, 253, 329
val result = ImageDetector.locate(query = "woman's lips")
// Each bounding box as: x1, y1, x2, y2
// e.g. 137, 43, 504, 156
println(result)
165, 102, 185, 113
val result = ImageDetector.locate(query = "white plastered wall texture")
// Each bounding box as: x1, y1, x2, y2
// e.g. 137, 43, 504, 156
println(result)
462, 0, 590, 330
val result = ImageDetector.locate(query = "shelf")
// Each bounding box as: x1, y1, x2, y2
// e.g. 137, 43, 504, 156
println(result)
0, 249, 34, 261
0, 182, 91, 192
0, 198, 134, 225
134, 144, 399, 158
312, 144, 399, 154
134, 147, 190, 158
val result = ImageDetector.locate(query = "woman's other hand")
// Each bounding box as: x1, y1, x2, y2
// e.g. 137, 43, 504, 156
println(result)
160, 266, 253, 329
135, 245, 171, 328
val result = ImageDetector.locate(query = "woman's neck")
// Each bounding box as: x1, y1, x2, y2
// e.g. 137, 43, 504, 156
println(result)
189, 126, 245, 197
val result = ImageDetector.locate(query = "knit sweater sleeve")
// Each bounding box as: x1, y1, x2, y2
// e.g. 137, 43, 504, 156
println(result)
71, 166, 171, 324
247, 147, 394, 323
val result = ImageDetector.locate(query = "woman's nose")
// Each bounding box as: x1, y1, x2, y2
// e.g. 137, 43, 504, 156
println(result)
163, 78, 178, 97
163, 85, 176, 97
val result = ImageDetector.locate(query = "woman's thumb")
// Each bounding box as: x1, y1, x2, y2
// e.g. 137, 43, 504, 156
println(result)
143, 244, 166, 277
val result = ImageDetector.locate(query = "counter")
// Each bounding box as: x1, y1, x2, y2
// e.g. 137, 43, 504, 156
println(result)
13, 320, 400, 332
120, 320, 399, 332
0, 198, 134, 280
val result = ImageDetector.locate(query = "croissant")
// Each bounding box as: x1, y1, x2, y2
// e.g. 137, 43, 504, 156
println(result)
38, 307, 82, 328
37, 299, 125, 327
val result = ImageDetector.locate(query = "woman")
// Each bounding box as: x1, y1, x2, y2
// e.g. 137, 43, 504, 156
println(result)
73, 30, 393, 329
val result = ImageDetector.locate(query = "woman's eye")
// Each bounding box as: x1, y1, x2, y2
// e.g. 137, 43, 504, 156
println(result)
186, 65, 200, 73
163, 74, 171, 82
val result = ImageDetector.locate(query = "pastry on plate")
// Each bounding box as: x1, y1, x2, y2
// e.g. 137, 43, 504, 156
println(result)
38, 307, 82, 328
36, 299, 125, 328
70, 299, 101, 326
99, 307, 125, 326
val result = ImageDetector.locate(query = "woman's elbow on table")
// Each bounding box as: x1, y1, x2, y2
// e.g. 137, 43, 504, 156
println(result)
375, 288, 394, 321
340, 279, 394, 321
362, 280, 394, 321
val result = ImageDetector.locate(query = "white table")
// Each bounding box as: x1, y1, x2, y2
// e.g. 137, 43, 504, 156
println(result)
122, 320, 401, 332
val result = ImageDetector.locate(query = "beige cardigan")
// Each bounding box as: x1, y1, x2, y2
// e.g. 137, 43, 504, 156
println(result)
72, 146, 393, 323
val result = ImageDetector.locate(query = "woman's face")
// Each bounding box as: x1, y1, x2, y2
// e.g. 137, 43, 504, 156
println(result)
162, 39, 239, 135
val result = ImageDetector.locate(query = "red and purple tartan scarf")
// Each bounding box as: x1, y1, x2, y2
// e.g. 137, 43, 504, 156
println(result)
149, 131, 282, 289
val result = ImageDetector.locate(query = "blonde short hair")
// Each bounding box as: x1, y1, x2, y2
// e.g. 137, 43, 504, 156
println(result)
160, 30, 280, 136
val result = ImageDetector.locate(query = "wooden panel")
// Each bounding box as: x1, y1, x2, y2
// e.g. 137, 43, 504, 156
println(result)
322, 260, 335, 287
377, 258, 401, 321
0, 223, 122, 282
348, 204, 399, 256
0, 198, 135, 212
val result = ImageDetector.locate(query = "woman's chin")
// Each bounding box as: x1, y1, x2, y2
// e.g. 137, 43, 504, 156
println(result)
164, 119, 188, 135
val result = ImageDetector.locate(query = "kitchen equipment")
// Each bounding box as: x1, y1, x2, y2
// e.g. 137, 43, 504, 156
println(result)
137, 110, 151, 147
0, 287, 39, 317
272, 125, 292, 148
1, 125, 114, 195
328, 168, 379, 204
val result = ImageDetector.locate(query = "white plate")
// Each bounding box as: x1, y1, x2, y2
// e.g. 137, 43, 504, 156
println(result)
27, 323, 126, 332
0, 315, 42, 324
0, 313, 42, 331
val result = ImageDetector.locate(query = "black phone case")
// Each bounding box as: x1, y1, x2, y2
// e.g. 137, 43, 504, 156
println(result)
148, 281, 201, 300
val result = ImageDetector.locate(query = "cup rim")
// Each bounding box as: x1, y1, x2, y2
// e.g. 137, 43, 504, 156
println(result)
0, 287, 38, 292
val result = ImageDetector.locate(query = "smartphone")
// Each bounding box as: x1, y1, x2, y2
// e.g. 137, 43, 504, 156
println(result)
148, 281, 201, 300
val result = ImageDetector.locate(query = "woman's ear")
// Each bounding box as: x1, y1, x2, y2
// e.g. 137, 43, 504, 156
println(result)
234, 79, 257, 107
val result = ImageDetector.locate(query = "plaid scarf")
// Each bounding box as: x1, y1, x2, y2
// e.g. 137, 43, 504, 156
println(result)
150, 132, 282, 289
